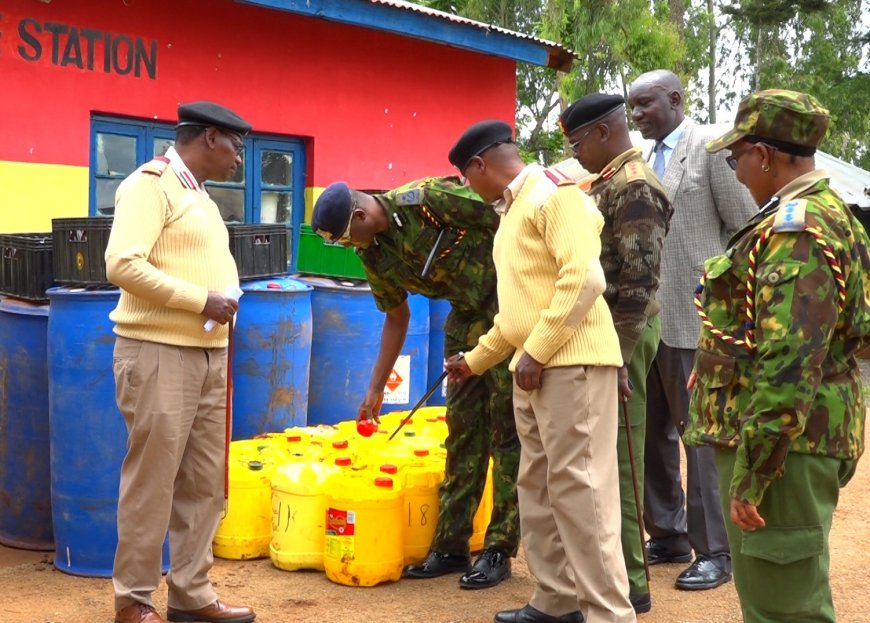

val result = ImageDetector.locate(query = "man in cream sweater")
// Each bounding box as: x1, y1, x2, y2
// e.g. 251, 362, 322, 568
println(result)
106, 101, 255, 623
445, 120, 635, 623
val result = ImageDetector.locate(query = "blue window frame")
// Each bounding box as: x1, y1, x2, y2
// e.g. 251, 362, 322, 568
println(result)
89, 116, 306, 268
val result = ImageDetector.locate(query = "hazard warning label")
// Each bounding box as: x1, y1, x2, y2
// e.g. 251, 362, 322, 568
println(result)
383, 354, 411, 404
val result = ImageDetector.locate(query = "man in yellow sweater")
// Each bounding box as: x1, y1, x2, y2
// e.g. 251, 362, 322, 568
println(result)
445, 120, 635, 623
106, 101, 255, 623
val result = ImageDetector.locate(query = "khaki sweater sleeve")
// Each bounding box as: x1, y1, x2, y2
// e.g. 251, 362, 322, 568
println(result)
523, 186, 605, 364
464, 311, 515, 374
105, 173, 209, 314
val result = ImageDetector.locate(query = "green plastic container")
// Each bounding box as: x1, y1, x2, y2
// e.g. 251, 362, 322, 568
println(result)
296, 224, 366, 280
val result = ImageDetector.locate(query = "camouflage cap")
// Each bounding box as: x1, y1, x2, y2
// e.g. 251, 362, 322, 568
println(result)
706, 89, 829, 154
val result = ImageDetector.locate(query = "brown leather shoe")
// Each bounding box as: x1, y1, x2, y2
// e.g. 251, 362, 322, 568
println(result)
115, 602, 166, 623
166, 600, 255, 623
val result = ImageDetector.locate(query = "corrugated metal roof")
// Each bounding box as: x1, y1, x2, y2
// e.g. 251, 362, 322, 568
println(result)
237, 0, 574, 71
367, 0, 574, 69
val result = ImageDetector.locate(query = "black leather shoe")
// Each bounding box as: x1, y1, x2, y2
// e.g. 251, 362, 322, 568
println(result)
404, 551, 470, 578
629, 592, 651, 614
459, 548, 511, 589
493, 604, 584, 623
674, 556, 732, 591
646, 540, 693, 565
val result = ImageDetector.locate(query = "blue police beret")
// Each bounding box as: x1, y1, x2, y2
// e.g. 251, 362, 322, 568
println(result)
448, 120, 514, 172
311, 182, 353, 242
176, 100, 252, 135
559, 94, 625, 135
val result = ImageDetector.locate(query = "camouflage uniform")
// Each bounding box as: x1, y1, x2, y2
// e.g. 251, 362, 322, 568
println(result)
360, 176, 520, 557
687, 90, 870, 623
587, 147, 673, 597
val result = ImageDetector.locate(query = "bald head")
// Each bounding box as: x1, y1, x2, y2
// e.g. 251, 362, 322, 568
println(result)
628, 70, 686, 141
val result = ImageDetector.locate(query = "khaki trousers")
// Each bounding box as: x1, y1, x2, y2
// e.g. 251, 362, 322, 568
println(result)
112, 337, 228, 612
513, 365, 635, 623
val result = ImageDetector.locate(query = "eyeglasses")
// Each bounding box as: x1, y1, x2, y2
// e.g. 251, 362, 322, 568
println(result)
726, 142, 778, 171
220, 130, 244, 156
569, 128, 593, 154
334, 200, 357, 247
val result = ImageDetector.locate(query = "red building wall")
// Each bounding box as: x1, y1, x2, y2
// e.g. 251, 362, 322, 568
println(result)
0, 0, 516, 231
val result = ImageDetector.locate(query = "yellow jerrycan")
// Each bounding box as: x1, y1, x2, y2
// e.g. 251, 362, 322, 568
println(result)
324, 473, 404, 587
214, 456, 276, 560
270, 461, 337, 571
399, 463, 444, 565
469, 459, 494, 553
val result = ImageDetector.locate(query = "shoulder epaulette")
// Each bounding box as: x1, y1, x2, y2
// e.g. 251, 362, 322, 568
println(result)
395, 187, 424, 206
543, 167, 574, 187
140, 156, 170, 177
772, 198, 808, 233
623, 161, 646, 184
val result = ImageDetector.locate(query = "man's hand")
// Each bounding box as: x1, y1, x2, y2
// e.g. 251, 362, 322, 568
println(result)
515, 352, 544, 391
730, 498, 766, 531
445, 354, 473, 384
358, 388, 384, 423
202, 292, 239, 325
687, 371, 697, 390
618, 365, 633, 402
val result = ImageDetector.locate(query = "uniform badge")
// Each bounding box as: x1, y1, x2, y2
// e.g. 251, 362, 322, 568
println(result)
395, 188, 423, 206
772, 199, 807, 233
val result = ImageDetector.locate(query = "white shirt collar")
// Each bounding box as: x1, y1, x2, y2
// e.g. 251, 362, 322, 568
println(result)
164, 146, 208, 195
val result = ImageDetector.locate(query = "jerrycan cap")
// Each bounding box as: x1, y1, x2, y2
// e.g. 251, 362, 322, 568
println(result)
247, 460, 264, 471
332, 439, 349, 449
403, 430, 416, 437
334, 456, 352, 467
286, 434, 303, 442
379, 464, 398, 474
413, 449, 429, 457
374, 477, 394, 488
266, 282, 282, 289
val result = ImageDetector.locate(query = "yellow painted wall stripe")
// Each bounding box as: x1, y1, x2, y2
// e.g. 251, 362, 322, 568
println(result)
0, 161, 89, 233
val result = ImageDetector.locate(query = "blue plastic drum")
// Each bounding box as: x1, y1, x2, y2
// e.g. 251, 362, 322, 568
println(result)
47, 287, 168, 577
298, 277, 429, 424
232, 277, 313, 439
0, 298, 53, 550
426, 298, 452, 407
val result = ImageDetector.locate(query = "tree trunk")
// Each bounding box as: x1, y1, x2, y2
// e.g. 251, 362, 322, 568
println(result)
755, 20, 763, 91
708, 0, 716, 122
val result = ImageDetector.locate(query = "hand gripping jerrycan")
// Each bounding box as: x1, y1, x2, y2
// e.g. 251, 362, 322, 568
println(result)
270, 461, 338, 571
324, 473, 404, 587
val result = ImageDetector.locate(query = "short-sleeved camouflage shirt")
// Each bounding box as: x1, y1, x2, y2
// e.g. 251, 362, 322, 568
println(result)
359, 176, 499, 313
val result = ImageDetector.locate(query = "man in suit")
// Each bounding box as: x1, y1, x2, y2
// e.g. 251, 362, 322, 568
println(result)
627, 70, 757, 591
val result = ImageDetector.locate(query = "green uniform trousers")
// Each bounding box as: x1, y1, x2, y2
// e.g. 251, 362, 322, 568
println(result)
715, 448, 853, 622
432, 304, 520, 556
617, 315, 660, 596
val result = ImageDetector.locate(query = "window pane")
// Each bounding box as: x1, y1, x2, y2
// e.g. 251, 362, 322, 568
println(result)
260, 191, 292, 224
153, 138, 174, 157
96, 133, 137, 176
95, 178, 124, 216
207, 186, 245, 222
261, 151, 293, 186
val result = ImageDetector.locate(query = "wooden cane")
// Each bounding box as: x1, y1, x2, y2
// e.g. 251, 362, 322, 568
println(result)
623, 399, 651, 581
224, 318, 234, 509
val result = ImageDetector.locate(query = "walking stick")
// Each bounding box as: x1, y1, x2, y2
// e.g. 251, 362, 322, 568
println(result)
622, 399, 651, 581
388, 370, 448, 441
223, 319, 235, 513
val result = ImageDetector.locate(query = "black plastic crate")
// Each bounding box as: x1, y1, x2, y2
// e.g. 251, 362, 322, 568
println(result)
227, 224, 289, 280
52, 217, 114, 286
0, 233, 54, 301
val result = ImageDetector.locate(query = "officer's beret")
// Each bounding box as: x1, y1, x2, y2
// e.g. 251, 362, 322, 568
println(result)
311, 182, 353, 243
448, 120, 513, 172
706, 89, 829, 155
559, 93, 625, 135
176, 100, 252, 135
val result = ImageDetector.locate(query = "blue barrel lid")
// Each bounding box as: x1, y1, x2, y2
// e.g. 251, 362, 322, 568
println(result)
241, 277, 313, 293
293, 274, 371, 293
0, 297, 49, 317
47, 286, 121, 301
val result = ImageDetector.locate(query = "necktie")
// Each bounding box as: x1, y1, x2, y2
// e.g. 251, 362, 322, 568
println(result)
652, 141, 667, 179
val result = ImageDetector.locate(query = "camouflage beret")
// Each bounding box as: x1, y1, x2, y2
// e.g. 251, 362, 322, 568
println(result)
706, 89, 829, 155
311, 182, 353, 243
176, 100, 252, 135
559, 93, 625, 135
448, 120, 513, 172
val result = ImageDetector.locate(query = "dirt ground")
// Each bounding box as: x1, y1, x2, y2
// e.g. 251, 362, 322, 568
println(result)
1, 444, 868, 623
